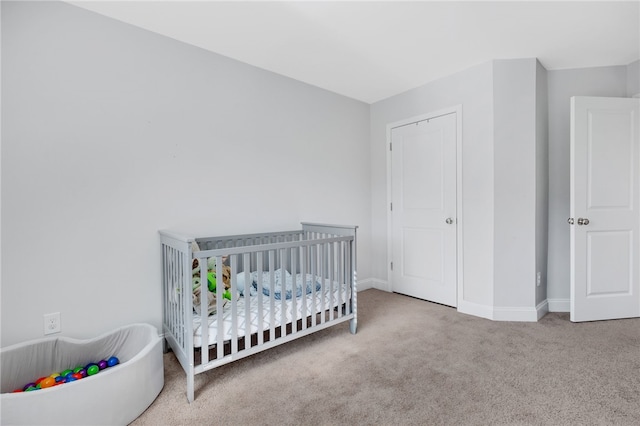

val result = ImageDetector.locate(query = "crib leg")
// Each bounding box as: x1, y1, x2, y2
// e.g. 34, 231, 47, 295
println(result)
349, 318, 357, 334
187, 374, 194, 403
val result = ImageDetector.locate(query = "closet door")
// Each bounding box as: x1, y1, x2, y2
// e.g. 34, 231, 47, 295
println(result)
390, 112, 457, 307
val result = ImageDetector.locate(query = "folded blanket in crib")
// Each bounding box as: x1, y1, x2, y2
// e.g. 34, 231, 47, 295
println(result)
237, 270, 322, 300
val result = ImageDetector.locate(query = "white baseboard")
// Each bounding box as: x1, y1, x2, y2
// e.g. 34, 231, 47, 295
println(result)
457, 300, 494, 321
493, 300, 548, 322
357, 278, 374, 291
458, 299, 547, 322
362, 283, 551, 322
359, 278, 389, 292
536, 299, 550, 320
548, 298, 570, 312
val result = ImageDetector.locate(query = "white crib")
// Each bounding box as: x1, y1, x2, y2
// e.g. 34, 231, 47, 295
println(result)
160, 222, 357, 402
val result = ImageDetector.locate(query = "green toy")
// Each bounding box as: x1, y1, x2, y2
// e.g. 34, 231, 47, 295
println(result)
207, 271, 217, 292
208, 272, 231, 300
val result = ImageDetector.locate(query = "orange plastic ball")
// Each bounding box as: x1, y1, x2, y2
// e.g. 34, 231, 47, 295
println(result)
40, 377, 55, 388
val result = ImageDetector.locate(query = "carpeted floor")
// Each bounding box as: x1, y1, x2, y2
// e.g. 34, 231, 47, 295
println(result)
130, 289, 640, 425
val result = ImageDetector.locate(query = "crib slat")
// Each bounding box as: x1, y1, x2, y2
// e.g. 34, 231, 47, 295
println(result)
181, 249, 189, 349
243, 252, 251, 350
171, 247, 179, 346
162, 246, 170, 341
336, 243, 344, 318
256, 252, 264, 347
329, 242, 335, 321
319, 240, 325, 324
168, 246, 177, 345
344, 241, 350, 316
310, 243, 317, 328
350, 237, 357, 334
280, 248, 287, 337
199, 255, 209, 365
320, 243, 330, 323
230, 255, 238, 355
289, 247, 296, 334
216, 256, 224, 359
181, 249, 188, 348
300, 245, 308, 331
164, 246, 173, 343
268, 251, 276, 342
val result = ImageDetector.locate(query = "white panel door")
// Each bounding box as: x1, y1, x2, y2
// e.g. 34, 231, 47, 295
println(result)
391, 113, 457, 306
570, 96, 640, 322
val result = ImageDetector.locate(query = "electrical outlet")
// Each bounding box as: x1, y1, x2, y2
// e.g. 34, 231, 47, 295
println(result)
44, 312, 61, 335
536, 272, 542, 287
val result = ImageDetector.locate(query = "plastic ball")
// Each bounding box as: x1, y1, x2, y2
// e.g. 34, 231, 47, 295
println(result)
87, 364, 99, 376
66, 376, 77, 382
72, 373, 82, 380
25, 386, 38, 392
60, 369, 73, 377
12, 389, 23, 393
73, 366, 84, 373
54, 376, 65, 383
40, 377, 55, 388
98, 360, 108, 370
23, 383, 36, 391
34, 377, 47, 385
50, 373, 60, 378
78, 369, 87, 378
107, 356, 119, 367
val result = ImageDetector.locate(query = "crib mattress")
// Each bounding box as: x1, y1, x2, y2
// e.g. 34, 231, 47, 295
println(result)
193, 281, 350, 347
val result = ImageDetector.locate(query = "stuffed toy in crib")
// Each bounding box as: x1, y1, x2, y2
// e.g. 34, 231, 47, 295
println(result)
191, 254, 232, 316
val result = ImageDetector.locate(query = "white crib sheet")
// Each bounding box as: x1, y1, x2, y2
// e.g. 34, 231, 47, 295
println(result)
192, 281, 350, 348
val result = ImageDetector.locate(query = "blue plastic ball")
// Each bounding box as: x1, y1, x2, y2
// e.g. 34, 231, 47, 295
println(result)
107, 356, 119, 367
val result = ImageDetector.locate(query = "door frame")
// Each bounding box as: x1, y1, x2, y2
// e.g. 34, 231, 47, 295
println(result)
386, 104, 463, 308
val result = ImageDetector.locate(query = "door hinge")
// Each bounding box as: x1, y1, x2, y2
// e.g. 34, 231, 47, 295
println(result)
390, 261, 393, 271
389, 142, 392, 151
390, 202, 393, 211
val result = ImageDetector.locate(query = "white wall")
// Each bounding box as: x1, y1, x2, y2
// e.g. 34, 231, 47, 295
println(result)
535, 60, 549, 307
493, 59, 537, 310
1, 1, 371, 346
546, 64, 634, 310
370, 61, 496, 309
371, 58, 549, 320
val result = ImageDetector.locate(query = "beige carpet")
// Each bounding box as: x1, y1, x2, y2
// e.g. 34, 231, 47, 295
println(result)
131, 289, 640, 425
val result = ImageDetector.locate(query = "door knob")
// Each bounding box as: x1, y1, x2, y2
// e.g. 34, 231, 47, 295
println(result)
567, 218, 574, 225
577, 218, 590, 225
445, 218, 454, 224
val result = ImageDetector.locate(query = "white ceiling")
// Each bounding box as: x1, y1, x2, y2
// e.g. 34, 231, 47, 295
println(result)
68, 1, 640, 104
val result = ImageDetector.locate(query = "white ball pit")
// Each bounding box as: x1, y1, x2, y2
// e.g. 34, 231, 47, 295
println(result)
1, 323, 163, 425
